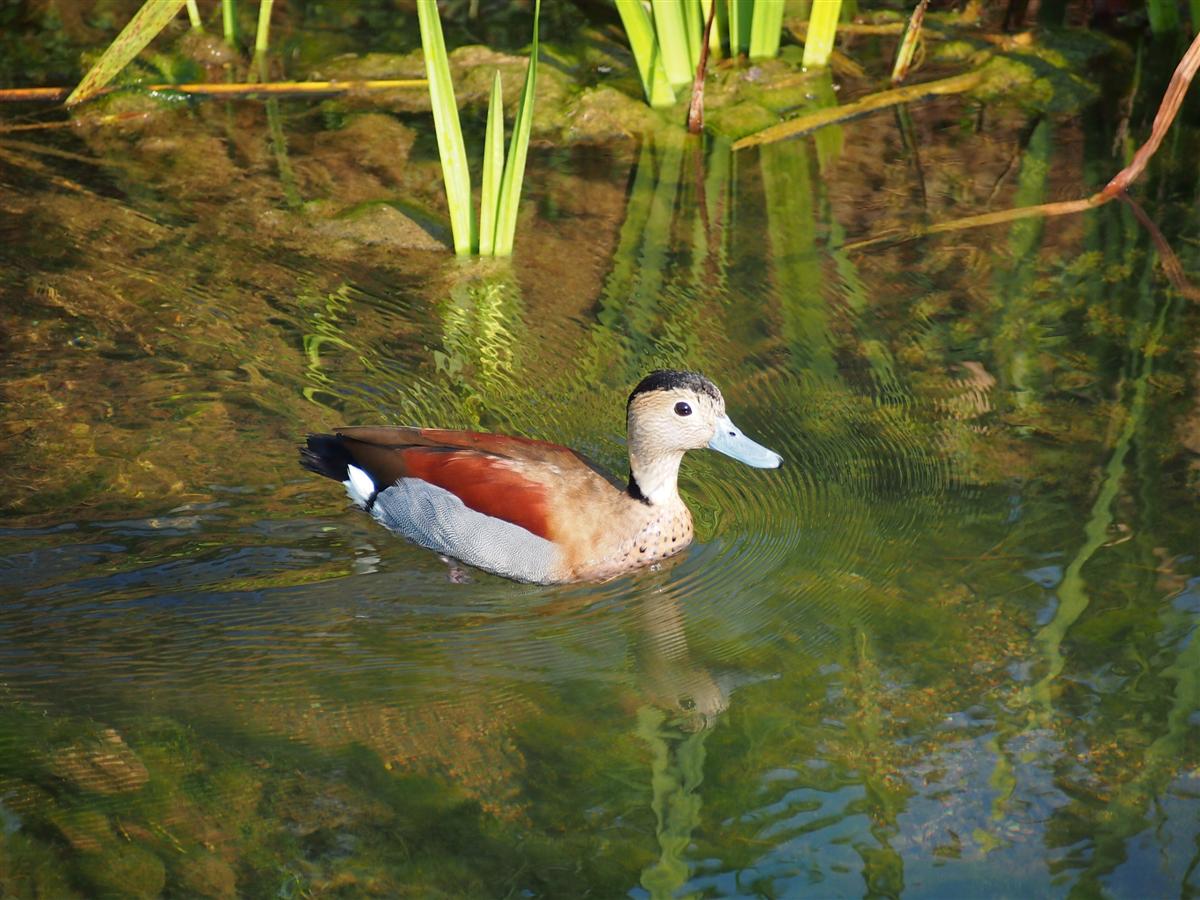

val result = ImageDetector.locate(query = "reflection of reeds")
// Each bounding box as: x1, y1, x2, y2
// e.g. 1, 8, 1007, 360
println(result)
436, 266, 526, 415
991, 118, 1052, 409
636, 706, 709, 900
1028, 299, 1170, 724
760, 141, 836, 380
265, 97, 301, 208
581, 137, 734, 389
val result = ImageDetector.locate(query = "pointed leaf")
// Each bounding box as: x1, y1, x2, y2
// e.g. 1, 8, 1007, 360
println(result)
727, 0, 753, 56
492, 0, 541, 257
66, 0, 187, 106
748, 0, 784, 60
255, 0, 275, 53
416, 0, 474, 255
802, 0, 842, 69
651, 0, 693, 91
614, 0, 676, 108
479, 71, 505, 256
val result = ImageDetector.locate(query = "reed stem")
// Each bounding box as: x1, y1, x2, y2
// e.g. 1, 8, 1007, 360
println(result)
222, 0, 237, 45
255, 0, 274, 54
802, 0, 843, 68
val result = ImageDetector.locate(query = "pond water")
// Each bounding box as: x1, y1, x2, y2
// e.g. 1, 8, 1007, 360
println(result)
3, 9, 1200, 899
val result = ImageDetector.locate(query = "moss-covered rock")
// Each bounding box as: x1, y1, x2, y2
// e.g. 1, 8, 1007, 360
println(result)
174, 849, 238, 899
76, 842, 166, 900
564, 85, 668, 141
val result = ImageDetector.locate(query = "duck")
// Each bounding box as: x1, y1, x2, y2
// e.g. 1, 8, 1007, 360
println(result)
300, 370, 782, 584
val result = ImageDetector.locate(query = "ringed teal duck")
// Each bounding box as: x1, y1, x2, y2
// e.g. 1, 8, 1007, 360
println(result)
300, 370, 782, 584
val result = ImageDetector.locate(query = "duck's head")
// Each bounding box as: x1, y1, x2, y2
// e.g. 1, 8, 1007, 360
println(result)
625, 370, 782, 503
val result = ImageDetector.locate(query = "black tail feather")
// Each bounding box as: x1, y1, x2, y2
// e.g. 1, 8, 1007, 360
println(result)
299, 433, 352, 482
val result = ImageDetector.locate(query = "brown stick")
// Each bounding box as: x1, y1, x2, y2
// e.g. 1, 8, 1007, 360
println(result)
687, 1, 718, 134
891, 0, 930, 84
0, 79, 427, 104
1100, 29, 1200, 199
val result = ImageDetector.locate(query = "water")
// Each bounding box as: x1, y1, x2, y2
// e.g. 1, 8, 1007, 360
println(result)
3, 27, 1200, 899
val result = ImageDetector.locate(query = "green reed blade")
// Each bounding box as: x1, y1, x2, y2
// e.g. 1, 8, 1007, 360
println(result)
479, 71, 504, 256
185, 0, 203, 31
802, 0, 842, 68
255, 0, 274, 53
683, 1, 703, 71
700, 0, 723, 58
417, 0, 474, 255
492, 0, 541, 256
1147, 0, 1180, 33
749, 0, 784, 60
65, 0, 187, 106
727, 0, 753, 56
615, 0, 676, 108
652, 0, 694, 91
222, 0, 237, 45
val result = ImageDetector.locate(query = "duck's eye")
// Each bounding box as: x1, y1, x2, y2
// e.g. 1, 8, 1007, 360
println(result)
679, 697, 696, 711
674, 402, 692, 417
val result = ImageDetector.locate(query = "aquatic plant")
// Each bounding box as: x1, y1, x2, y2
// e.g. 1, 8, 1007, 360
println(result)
223, 0, 238, 46
65, 0, 188, 106
891, 0, 929, 83
255, 0, 274, 55
416, 0, 541, 256
615, 0, 788, 110
64, 0, 278, 106
801, 0, 843, 69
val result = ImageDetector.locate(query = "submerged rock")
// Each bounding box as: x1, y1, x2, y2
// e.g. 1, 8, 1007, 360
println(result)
565, 86, 665, 141
76, 843, 166, 900
311, 203, 446, 253
46, 808, 113, 853
49, 728, 150, 796
175, 850, 238, 900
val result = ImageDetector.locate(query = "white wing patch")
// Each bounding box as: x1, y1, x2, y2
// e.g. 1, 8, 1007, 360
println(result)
344, 464, 377, 508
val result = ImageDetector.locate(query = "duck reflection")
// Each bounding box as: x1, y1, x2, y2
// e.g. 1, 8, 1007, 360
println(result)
632, 587, 729, 732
